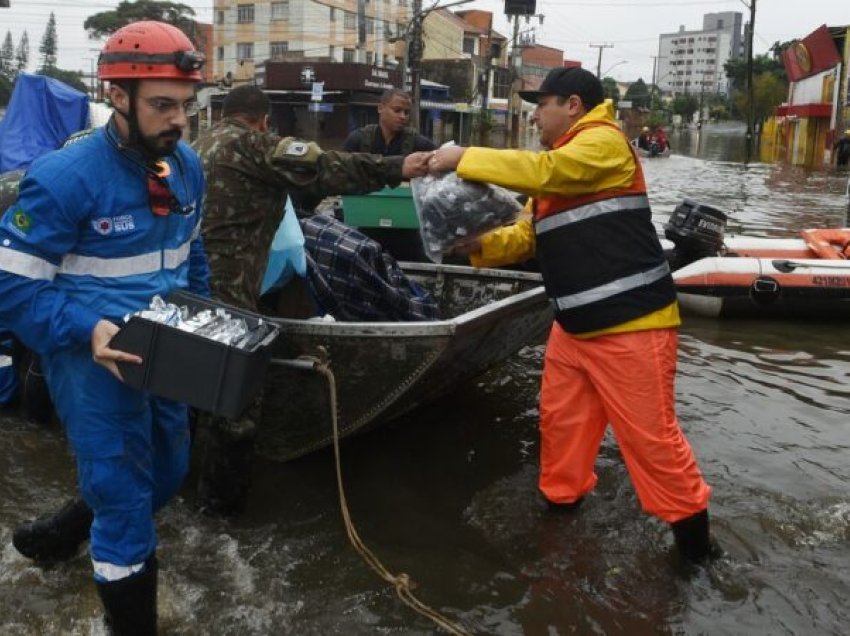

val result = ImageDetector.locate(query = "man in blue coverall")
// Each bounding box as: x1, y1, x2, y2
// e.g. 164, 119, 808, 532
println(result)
0, 21, 209, 634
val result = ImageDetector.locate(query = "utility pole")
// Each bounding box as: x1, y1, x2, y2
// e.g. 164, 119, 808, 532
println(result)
590, 43, 613, 78
650, 54, 666, 110
509, 14, 521, 148
478, 14, 494, 145
356, 0, 367, 64
408, 0, 424, 131
744, 0, 756, 162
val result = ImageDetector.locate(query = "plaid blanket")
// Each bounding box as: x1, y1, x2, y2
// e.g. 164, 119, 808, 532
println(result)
301, 215, 440, 321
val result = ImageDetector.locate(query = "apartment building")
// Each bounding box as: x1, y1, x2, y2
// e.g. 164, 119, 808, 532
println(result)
212, 0, 410, 83
656, 11, 744, 97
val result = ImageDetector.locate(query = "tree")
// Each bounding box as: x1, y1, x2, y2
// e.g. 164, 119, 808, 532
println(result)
0, 30, 13, 80
601, 77, 620, 105
734, 72, 788, 130
670, 93, 699, 122
15, 30, 28, 75
84, 1, 197, 42
0, 74, 11, 107
724, 52, 786, 90
38, 11, 58, 72
624, 78, 651, 109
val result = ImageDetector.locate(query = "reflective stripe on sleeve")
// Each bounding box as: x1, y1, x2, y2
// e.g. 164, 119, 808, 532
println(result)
551, 261, 671, 311
0, 355, 12, 368
535, 195, 649, 236
59, 251, 162, 277
0, 246, 59, 280
163, 238, 191, 270
58, 236, 194, 278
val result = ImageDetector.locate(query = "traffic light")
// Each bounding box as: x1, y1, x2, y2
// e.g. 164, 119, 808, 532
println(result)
504, 0, 535, 16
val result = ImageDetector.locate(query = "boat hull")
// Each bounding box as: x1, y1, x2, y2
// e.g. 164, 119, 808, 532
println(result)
672, 238, 850, 319
256, 263, 552, 462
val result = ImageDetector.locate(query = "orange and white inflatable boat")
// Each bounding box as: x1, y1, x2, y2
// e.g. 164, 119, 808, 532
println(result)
663, 200, 850, 319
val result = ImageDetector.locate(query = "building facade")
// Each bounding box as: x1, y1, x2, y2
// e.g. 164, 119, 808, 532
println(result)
761, 24, 849, 167
656, 12, 743, 97
212, 0, 409, 84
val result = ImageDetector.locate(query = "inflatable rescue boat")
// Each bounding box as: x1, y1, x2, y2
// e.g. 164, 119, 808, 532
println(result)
663, 200, 850, 320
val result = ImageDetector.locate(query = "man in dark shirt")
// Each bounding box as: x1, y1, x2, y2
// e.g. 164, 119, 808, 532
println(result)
343, 89, 436, 156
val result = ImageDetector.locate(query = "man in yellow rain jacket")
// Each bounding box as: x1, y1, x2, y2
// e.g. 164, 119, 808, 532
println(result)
428, 67, 716, 563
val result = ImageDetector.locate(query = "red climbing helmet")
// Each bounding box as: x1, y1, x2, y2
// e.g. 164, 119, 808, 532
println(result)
98, 20, 204, 82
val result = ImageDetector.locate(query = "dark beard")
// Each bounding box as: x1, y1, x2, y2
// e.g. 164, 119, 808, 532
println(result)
138, 128, 182, 159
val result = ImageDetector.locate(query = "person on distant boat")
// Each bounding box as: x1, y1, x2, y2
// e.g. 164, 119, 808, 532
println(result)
834, 129, 850, 168
427, 66, 718, 564
343, 88, 437, 156
651, 125, 670, 155
636, 126, 652, 151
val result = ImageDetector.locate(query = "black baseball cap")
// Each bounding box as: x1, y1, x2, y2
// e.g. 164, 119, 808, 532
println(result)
518, 66, 604, 109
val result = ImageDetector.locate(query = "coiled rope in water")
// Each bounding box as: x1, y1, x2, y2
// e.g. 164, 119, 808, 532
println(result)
303, 356, 471, 636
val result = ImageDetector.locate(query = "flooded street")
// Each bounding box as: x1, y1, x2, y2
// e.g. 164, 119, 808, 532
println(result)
2, 124, 850, 635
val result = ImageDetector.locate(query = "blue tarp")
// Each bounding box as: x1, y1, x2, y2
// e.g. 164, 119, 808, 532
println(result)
0, 73, 89, 172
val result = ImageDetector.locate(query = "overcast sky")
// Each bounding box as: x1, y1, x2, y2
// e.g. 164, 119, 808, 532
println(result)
2, 0, 848, 84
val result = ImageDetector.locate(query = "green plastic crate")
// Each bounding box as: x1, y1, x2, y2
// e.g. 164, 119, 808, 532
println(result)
342, 185, 419, 229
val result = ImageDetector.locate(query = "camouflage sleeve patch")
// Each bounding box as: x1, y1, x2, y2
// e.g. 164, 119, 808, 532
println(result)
271, 137, 323, 169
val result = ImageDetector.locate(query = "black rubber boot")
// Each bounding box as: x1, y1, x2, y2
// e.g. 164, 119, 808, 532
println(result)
671, 509, 718, 563
96, 555, 158, 636
13, 497, 93, 562
196, 429, 255, 518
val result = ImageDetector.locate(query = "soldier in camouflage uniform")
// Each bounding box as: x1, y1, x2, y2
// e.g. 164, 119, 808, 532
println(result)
191, 85, 432, 516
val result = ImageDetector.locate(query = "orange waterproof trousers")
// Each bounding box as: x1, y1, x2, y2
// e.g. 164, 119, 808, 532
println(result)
539, 323, 711, 523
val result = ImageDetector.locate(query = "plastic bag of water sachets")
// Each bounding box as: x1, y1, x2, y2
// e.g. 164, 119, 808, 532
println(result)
411, 170, 522, 263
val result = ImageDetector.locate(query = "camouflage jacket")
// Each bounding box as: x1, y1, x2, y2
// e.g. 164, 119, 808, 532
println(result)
191, 118, 405, 310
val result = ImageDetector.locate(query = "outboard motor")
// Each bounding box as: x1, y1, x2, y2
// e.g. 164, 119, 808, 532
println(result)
664, 199, 728, 270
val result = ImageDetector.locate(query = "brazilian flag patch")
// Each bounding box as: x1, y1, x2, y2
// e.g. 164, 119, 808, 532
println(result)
12, 208, 32, 233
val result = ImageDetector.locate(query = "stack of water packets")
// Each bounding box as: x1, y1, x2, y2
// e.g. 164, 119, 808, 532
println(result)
127, 296, 272, 351
411, 171, 522, 263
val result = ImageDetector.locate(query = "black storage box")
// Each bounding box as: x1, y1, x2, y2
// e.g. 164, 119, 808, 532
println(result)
110, 290, 280, 419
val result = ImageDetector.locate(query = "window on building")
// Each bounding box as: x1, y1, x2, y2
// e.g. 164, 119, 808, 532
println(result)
217, 46, 224, 61
216, 10, 225, 24
330, 45, 336, 59
271, 1, 289, 20
492, 67, 510, 99
270, 41, 289, 58
366, 51, 373, 65
237, 42, 254, 61
343, 48, 355, 63
366, 17, 375, 33
344, 11, 356, 30
462, 36, 475, 55
237, 4, 255, 23
329, 7, 335, 21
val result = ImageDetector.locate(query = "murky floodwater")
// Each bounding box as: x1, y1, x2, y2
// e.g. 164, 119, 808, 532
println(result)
2, 124, 850, 635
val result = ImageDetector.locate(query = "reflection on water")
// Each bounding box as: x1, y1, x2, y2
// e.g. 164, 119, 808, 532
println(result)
1, 133, 850, 635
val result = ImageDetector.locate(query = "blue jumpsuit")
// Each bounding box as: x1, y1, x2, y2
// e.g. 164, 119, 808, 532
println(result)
0, 121, 210, 581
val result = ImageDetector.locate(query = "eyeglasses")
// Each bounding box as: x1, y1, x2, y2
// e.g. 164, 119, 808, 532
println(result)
147, 161, 191, 216
143, 97, 201, 117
